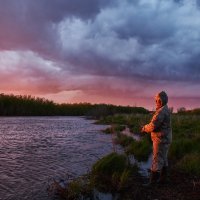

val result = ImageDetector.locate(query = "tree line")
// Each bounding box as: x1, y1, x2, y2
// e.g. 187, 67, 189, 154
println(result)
0, 93, 149, 117
177, 107, 200, 115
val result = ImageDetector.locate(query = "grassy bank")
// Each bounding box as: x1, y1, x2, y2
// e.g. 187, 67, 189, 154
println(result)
99, 113, 200, 176
51, 113, 200, 199
49, 152, 139, 199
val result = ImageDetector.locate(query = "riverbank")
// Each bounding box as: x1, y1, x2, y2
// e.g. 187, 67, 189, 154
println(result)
52, 153, 200, 200
119, 168, 200, 200
52, 113, 200, 199
97, 113, 200, 199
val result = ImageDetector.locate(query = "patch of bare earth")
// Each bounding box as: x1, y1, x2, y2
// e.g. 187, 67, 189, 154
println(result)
121, 169, 200, 200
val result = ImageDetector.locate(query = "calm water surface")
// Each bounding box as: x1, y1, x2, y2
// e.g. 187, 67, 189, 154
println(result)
0, 117, 113, 200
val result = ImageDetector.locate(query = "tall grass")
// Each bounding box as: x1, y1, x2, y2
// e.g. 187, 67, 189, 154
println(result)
169, 137, 200, 160
172, 115, 200, 139
126, 114, 151, 133
98, 114, 151, 133
126, 136, 152, 162
115, 133, 134, 147
176, 153, 200, 176
99, 113, 200, 176
91, 153, 138, 192
168, 115, 200, 175
103, 124, 126, 137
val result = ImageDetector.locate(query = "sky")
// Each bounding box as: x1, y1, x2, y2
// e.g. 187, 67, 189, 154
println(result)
0, 0, 200, 110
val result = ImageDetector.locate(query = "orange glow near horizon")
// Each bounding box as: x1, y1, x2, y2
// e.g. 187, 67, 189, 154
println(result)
1, 78, 199, 111
1, 89, 199, 112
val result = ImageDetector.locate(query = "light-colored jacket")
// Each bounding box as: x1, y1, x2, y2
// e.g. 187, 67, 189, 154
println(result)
143, 105, 172, 144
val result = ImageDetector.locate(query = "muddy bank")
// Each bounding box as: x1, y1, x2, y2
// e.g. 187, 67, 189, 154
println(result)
121, 169, 200, 200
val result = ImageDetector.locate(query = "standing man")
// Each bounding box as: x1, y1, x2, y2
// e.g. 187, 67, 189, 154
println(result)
142, 91, 172, 185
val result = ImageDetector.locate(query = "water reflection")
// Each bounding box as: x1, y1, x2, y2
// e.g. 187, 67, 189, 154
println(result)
0, 117, 112, 200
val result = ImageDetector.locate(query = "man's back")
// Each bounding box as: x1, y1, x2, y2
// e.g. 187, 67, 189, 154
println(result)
150, 105, 172, 144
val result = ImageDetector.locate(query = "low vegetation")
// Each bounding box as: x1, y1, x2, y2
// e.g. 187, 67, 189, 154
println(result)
100, 113, 200, 176
49, 153, 138, 199
50, 111, 200, 199
48, 175, 92, 200
91, 153, 138, 192
126, 135, 151, 161
169, 114, 200, 175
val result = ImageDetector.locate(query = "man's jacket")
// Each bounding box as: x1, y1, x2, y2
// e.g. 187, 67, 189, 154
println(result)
143, 105, 172, 144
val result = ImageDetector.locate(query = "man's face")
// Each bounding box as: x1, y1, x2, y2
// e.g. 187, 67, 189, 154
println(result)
155, 98, 162, 110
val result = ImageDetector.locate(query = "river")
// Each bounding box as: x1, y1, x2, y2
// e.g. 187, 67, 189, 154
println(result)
0, 117, 113, 200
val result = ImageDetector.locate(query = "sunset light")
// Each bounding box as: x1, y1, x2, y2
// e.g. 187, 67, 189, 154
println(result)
1, 1, 200, 200
0, 0, 200, 111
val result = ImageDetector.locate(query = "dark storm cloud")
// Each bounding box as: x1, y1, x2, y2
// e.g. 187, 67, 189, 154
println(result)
0, 0, 112, 53
0, 0, 200, 106
55, 0, 200, 83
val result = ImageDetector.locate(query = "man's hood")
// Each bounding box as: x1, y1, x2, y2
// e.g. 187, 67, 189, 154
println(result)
155, 91, 168, 107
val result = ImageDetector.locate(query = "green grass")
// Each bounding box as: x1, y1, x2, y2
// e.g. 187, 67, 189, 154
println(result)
91, 153, 138, 192
172, 115, 200, 139
103, 124, 126, 134
53, 113, 200, 199
126, 135, 152, 162
126, 114, 151, 133
92, 153, 127, 175
114, 132, 151, 162
169, 137, 200, 160
98, 113, 200, 176
176, 153, 200, 176
169, 115, 200, 176
97, 114, 128, 125
115, 133, 134, 147
98, 114, 151, 133
50, 175, 92, 200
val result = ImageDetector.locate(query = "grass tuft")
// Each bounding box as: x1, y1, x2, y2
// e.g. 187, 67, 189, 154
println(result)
126, 135, 152, 162
91, 153, 138, 192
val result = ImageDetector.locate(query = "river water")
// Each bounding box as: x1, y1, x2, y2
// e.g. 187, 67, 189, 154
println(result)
0, 117, 113, 200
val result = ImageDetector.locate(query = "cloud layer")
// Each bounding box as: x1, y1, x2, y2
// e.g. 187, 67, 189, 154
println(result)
0, 0, 200, 109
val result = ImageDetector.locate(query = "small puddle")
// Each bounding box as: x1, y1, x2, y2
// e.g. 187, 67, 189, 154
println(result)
138, 154, 152, 177
93, 189, 119, 200
121, 126, 141, 141
120, 127, 152, 177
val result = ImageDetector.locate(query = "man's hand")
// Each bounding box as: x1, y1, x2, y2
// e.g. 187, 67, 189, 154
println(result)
140, 126, 147, 135
141, 126, 145, 133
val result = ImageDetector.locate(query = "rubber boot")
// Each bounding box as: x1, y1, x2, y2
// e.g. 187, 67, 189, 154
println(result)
143, 171, 160, 187
159, 166, 169, 184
